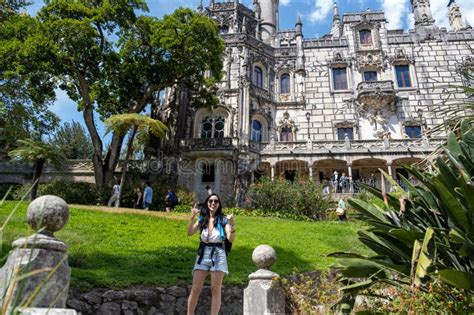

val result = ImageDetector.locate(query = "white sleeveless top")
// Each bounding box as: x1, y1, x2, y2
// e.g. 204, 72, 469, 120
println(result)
200, 225, 221, 243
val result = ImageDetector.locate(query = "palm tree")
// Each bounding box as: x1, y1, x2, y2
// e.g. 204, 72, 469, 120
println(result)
9, 138, 64, 200
104, 113, 168, 206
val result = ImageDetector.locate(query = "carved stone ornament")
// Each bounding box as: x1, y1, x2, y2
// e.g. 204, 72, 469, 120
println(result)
334, 120, 357, 129
328, 51, 351, 67
275, 59, 296, 73
354, 51, 388, 71
456, 56, 474, 77
389, 48, 415, 65
277, 111, 298, 132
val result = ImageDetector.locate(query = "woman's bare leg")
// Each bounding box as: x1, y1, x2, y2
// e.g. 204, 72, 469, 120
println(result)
187, 270, 208, 315
210, 271, 225, 315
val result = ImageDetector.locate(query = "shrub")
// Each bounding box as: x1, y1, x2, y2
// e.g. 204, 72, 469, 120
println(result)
38, 180, 97, 205
355, 280, 471, 314
0, 184, 21, 200
248, 177, 332, 220
281, 271, 341, 314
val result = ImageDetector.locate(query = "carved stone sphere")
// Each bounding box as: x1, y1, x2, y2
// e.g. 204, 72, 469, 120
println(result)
27, 195, 69, 234
252, 245, 277, 269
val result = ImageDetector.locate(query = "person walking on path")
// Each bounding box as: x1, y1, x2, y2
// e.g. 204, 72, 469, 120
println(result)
133, 187, 143, 209
107, 181, 121, 208
143, 182, 153, 210
165, 188, 179, 212
187, 194, 235, 315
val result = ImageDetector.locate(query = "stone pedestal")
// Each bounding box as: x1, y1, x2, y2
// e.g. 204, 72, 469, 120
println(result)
243, 245, 285, 315
0, 195, 71, 310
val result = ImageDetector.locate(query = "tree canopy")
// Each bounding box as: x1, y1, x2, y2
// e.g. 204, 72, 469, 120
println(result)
1, 0, 224, 188
51, 121, 94, 159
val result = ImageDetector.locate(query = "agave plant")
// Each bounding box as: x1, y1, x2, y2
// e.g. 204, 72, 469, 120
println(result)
329, 119, 474, 309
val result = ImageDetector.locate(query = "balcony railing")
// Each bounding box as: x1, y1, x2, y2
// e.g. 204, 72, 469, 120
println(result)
257, 138, 445, 154
180, 137, 239, 151
357, 80, 396, 110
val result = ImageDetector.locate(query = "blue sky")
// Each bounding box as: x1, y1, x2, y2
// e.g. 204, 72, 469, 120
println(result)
25, 0, 473, 140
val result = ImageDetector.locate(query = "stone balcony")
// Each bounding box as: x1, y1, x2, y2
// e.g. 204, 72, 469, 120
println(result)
356, 80, 396, 111
257, 138, 445, 156
180, 137, 239, 153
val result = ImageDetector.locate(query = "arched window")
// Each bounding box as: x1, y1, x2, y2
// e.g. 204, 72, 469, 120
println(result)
201, 116, 225, 139
359, 30, 372, 46
201, 117, 213, 139
280, 74, 291, 94
253, 66, 263, 88
280, 127, 293, 142
214, 116, 225, 138
251, 120, 263, 142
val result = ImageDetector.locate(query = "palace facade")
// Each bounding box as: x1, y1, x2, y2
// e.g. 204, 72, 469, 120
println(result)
167, 0, 474, 203
4, 1, 471, 204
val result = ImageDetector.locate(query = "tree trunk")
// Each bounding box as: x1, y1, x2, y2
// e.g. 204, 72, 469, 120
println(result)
117, 126, 138, 207
30, 159, 45, 201
103, 132, 126, 186
167, 83, 190, 185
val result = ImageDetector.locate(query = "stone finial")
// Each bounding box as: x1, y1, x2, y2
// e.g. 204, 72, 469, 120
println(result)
0, 195, 71, 310
252, 245, 277, 270
244, 245, 285, 314
26, 195, 69, 235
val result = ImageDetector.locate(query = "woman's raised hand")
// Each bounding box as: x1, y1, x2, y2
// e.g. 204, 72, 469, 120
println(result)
191, 203, 200, 218
226, 213, 235, 225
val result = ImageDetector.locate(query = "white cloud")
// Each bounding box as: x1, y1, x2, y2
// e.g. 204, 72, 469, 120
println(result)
308, 0, 333, 23
379, 0, 409, 29
281, 0, 292, 6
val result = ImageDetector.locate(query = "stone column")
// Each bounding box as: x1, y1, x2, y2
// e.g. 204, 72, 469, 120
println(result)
270, 164, 275, 181
308, 164, 313, 181
387, 162, 393, 177
215, 159, 222, 194
244, 245, 285, 315
347, 163, 354, 193
0, 195, 72, 311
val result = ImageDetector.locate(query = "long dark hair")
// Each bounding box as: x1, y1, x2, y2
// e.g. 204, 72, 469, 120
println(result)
199, 193, 223, 230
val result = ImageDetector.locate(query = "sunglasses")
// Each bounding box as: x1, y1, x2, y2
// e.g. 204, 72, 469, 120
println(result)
208, 199, 220, 204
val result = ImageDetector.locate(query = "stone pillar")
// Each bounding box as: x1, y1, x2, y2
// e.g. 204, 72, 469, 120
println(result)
308, 164, 313, 181
244, 245, 285, 315
348, 164, 353, 194
0, 195, 72, 311
387, 162, 393, 177
270, 164, 275, 181
215, 159, 222, 194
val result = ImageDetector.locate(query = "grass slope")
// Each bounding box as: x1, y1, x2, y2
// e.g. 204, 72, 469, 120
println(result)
0, 202, 368, 289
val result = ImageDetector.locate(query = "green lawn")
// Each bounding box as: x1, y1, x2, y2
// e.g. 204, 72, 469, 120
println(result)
0, 201, 369, 289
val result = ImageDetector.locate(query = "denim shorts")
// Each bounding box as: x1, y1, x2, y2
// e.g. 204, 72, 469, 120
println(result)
193, 246, 228, 274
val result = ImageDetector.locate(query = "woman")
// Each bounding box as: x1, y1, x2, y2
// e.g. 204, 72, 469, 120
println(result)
336, 196, 347, 221
187, 194, 235, 315
133, 187, 142, 209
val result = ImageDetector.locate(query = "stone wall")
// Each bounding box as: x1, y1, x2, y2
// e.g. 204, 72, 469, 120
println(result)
67, 285, 244, 315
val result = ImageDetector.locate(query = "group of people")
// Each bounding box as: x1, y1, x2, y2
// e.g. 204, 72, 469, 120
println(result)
107, 182, 173, 211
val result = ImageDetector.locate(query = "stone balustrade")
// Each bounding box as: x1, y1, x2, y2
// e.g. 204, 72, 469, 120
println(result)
259, 137, 444, 155
180, 137, 240, 152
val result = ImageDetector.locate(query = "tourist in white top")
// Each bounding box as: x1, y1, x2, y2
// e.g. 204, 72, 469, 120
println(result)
107, 181, 120, 208
187, 194, 235, 315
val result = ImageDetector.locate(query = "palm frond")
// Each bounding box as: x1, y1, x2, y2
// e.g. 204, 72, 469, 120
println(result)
104, 113, 168, 141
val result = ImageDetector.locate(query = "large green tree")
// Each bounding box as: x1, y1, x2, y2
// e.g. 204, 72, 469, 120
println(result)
51, 121, 94, 159
1, 1, 223, 188
0, 5, 59, 153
